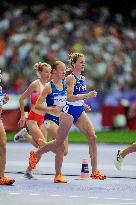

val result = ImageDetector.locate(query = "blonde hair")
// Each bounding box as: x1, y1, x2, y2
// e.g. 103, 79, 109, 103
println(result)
68, 53, 84, 69
34, 62, 51, 72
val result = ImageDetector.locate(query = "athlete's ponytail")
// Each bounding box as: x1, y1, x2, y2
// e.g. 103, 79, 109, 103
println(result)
34, 62, 51, 72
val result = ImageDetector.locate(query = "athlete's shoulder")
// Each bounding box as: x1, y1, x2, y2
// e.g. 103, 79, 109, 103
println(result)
42, 81, 52, 94
31, 79, 39, 86
44, 81, 51, 89
66, 74, 75, 85
27, 80, 38, 90
66, 74, 75, 81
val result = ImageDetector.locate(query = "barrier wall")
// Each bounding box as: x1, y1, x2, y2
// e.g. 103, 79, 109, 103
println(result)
2, 94, 136, 131
2, 107, 136, 131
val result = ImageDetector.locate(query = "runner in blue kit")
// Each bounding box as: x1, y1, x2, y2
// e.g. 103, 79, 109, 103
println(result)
62, 72, 87, 123
44, 77, 66, 126
29, 53, 106, 180
43, 65, 68, 183
31, 61, 68, 183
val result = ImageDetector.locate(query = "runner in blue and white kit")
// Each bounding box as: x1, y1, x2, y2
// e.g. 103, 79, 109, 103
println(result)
63, 72, 87, 123
34, 61, 68, 183
44, 78, 66, 126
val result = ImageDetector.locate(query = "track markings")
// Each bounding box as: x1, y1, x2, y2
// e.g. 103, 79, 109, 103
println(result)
6, 192, 136, 202
29, 193, 40, 196
8, 192, 20, 195
69, 195, 80, 198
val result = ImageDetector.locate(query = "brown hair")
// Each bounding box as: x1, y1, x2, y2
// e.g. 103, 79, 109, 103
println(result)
51, 61, 64, 74
68, 53, 84, 69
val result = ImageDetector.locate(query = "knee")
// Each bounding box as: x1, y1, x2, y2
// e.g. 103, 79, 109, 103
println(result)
88, 133, 97, 144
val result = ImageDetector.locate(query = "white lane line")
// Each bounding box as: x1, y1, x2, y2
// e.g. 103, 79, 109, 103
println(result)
7, 192, 136, 203
8, 192, 20, 195
104, 197, 118, 200
69, 195, 80, 198
50, 194, 61, 197
88, 197, 98, 199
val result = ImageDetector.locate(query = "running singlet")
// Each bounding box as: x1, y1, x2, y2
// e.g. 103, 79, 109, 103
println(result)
30, 80, 45, 105
46, 80, 67, 107
62, 73, 87, 123
27, 80, 45, 127
67, 73, 87, 106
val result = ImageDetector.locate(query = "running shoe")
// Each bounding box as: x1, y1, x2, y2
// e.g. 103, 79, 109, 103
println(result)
90, 170, 106, 180
54, 175, 68, 183
29, 150, 38, 169
114, 150, 124, 170
14, 128, 27, 142
0, 176, 15, 185
24, 172, 36, 179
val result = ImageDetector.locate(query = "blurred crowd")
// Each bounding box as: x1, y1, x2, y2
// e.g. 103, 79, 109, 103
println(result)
0, 2, 136, 101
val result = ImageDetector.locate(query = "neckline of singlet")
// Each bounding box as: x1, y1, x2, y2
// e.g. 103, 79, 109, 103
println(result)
38, 79, 46, 92
72, 72, 83, 80
51, 80, 64, 92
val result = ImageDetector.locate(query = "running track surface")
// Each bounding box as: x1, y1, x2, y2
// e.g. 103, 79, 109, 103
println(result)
0, 143, 136, 205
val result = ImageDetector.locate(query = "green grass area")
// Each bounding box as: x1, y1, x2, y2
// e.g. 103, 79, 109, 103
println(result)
7, 130, 136, 144
69, 130, 136, 144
